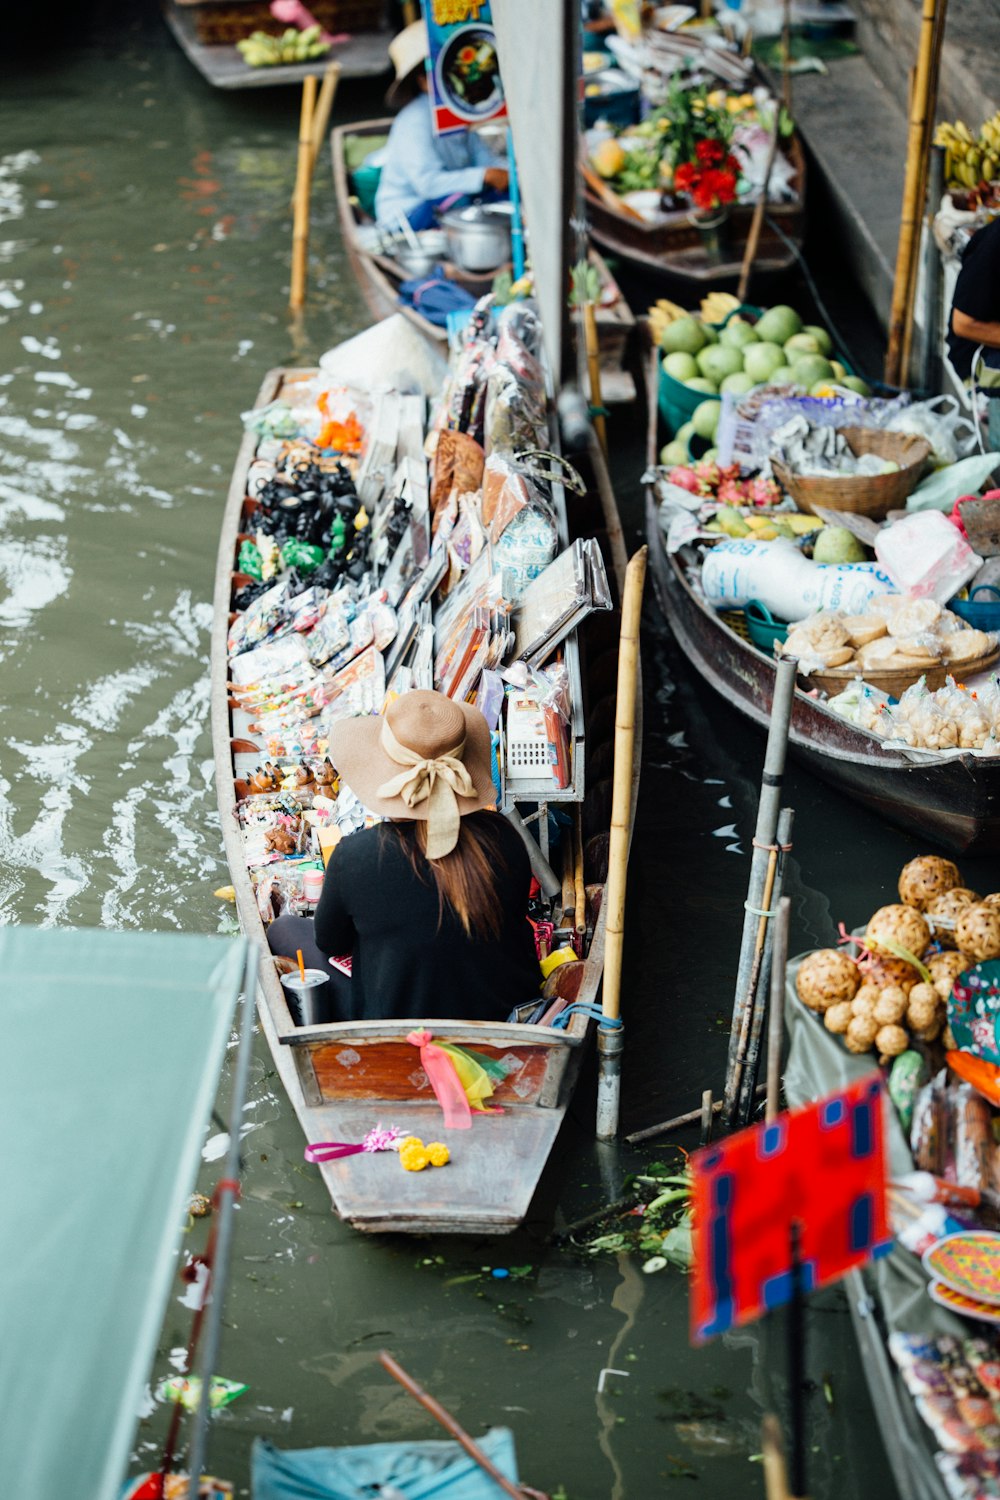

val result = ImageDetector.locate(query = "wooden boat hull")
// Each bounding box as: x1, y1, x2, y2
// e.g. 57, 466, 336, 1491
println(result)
213, 368, 633, 1233
646, 495, 1000, 852
332, 119, 636, 401
585, 136, 806, 286
164, 2, 391, 89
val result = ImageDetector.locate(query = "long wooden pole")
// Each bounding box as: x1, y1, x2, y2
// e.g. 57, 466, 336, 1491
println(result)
290, 74, 318, 310
735, 806, 794, 1126
596, 545, 647, 1141
583, 300, 608, 459
737, 116, 781, 305
901, 0, 948, 383
766, 897, 791, 1123
308, 60, 341, 176
884, 0, 942, 386
379, 1352, 545, 1500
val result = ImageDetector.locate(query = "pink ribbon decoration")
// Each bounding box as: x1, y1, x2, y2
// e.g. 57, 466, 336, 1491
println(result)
304, 1124, 404, 1163
407, 1029, 472, 1130
269, 0, 348, 44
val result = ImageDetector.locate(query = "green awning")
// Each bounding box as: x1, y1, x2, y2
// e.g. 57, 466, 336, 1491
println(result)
0, 926, 248, 1500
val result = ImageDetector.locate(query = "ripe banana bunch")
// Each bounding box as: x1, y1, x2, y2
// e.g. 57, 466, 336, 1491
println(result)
701, 290, 741, 324
935, 115, 1000, 191
238, 26, 330, 67
648, 297, 688, 341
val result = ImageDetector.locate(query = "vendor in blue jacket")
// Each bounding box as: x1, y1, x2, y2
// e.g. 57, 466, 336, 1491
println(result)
374, 19, 508, 232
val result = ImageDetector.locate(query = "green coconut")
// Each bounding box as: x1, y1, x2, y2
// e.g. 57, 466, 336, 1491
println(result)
720, 370, 756, 395
661, 316, 708, 356
742, 341, 786, 383
696, 343, 745, 383
662, 351, 700, 382
755, 304, 804, 343
803, 324, 834, 357
692, 399, 722, 440
719, 317, 759, 350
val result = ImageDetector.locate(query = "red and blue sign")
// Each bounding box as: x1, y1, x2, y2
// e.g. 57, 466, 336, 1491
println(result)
426, 1, 506, 137
690, 1076, 892, 1344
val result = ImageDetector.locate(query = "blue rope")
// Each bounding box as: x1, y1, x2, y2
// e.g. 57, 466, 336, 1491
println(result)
551, 1003, 623, 1030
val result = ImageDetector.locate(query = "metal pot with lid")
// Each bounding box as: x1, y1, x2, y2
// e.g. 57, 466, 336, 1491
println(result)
441, 203, 512, 274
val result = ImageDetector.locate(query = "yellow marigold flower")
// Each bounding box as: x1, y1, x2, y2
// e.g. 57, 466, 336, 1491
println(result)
400, 1144, 430, 1171
399, 1136, 423, 1152
426, 1142, 450, 1168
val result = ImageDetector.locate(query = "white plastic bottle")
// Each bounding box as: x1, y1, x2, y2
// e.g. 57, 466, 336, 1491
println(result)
701, 538, 896, 621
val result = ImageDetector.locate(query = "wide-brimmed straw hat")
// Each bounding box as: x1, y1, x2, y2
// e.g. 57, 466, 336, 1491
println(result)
328, 690, 496, 858
385, 19, 430, 111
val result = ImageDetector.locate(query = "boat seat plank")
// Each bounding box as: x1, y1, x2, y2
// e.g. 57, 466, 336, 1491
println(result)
304, 1099, 566, 1233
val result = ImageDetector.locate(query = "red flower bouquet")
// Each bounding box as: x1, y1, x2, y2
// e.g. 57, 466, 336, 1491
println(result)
673, 137, 741, 213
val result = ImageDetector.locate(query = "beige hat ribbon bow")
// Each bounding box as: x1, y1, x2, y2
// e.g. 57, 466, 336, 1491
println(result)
376, 719, 476, 859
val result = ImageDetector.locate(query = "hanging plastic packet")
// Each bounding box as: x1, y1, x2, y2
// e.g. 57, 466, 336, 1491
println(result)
227, 580, 290, 658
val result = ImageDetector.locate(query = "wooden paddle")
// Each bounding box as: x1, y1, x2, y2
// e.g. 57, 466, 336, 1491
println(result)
580, 160, 646, 223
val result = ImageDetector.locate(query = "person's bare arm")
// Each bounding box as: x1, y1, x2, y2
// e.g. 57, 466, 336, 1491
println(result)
952, 307, 1000, 348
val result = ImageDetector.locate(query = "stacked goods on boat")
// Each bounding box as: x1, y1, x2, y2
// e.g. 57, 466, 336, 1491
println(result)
649, 313, 1000, 757
789, 857, 1000, 1495
225, 300, 610, 1008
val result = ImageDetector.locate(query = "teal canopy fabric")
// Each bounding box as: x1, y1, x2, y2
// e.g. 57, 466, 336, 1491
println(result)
0, 926, 248, 1500
251, 1430, 520, 1500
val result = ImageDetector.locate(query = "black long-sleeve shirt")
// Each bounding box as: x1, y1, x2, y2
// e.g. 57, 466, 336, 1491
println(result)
313, 812, 540, 1022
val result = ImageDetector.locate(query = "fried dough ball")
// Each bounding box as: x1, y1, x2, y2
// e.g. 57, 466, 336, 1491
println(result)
851, 983, 880, 1017
955, 904, 1000, 963
898, 855, 962, 911
824, 1001, 853, 1035
796, 949, 860, 1011
846, 1014, 879, 1053
864, 955, 920, 994
873, 986, 908, 1025
876, 1024, 909, 1061
926, 949, 973, 1001
981, 893, 1000, 915
906, 983, 939, 1032
866, 904, 931, 960
926, 888, 981, 947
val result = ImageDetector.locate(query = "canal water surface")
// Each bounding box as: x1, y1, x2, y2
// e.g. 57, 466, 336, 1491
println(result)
3, 7, 982, 1496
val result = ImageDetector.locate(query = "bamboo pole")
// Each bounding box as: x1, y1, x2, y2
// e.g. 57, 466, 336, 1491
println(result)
901, 1, 948, 383
308, 60, 342, 176
561, 828, 576, 928
379, 1352, 545, 1500
573, 805, 586, 943
582, 301, 608, 459
766, 897, 791, 1123
762, 1414, 793, 1500
699, 1089, 714, 1145
623, 1086, 767, 1145
596, 545, 647, 1141
884, 0, 943, 386
737, 116, 781, 305
781, 0, 793, 115
735, 806, 794, 1126
290, 74, 318, 311
722, 655, 796, 1129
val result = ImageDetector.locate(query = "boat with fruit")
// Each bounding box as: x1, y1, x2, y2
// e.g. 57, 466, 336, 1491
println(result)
212, 323, 637, 1234
583, 79, 807, 288
642, 347, 1000, 854
333, 118, 637, 402
164, 1, 392, 90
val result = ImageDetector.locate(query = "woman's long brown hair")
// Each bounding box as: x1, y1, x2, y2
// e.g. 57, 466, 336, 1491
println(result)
383, 812, 508, 940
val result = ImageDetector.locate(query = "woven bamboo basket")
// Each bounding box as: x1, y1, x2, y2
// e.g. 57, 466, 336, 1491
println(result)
771, 428, 932, 520
811, 646, 1000, 698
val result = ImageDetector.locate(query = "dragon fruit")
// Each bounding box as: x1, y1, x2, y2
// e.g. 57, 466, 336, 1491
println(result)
667, 466, 700, 494
746, 477, 781, 507
716, 477, 748, 507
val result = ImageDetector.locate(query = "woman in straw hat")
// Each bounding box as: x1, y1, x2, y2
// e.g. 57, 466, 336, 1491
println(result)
268, 690, 540, 1022
374, 18, 508, 231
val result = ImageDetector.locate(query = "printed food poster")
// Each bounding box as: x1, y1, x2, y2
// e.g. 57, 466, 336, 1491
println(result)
426, 1, 506, 136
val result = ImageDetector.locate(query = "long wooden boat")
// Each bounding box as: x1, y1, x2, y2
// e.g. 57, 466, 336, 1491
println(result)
164, 1, 391, 90
642, 351, 1000, 853
585, 134, 807, 287
332, 119, 637, 403
212, 365, 636, 1234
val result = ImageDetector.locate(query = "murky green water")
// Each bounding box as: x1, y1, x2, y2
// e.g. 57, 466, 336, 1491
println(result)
3, 7, 966, 1497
